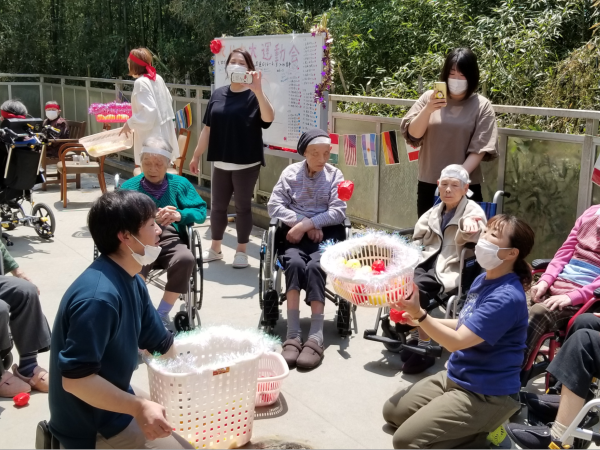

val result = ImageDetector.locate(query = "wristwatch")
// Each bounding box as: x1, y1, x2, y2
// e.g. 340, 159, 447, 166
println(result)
417, 310, 428, 323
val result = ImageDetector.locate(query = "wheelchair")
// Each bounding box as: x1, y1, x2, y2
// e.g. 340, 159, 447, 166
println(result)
258, 217, 357, 337
92, 175, 204, 333
363, 191, 509, 359
520, 260, 600, 390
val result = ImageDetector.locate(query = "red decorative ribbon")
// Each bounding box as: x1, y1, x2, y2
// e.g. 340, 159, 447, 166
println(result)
128, 52, 157, 81
0, 111, 25, 119
45, 103, 60, 110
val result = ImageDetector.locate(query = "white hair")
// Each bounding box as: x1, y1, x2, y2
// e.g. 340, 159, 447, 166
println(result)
140, 136, 172, 166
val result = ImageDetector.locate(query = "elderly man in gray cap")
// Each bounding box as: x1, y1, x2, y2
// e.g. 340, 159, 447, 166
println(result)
267, 128, 347, 371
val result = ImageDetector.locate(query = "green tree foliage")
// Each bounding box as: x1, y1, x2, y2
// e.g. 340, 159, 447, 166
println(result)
0, 0, 598, 122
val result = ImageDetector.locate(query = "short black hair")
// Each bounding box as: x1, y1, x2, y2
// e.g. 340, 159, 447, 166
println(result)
1, 99, 28, 116
440, 48, 480, 99
88, 190, 156, 255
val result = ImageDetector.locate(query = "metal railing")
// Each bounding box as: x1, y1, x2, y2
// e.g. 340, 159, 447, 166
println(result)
2, 74, 599, 258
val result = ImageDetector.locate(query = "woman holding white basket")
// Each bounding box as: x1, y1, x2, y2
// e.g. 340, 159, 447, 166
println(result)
382, 214, 534, 449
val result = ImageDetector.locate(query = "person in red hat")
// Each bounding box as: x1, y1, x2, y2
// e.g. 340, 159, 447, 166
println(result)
119, 47, 179, 176
43, 101, 70, 158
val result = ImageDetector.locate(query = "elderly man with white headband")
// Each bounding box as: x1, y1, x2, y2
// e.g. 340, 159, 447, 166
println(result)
121, 136, 206, 328
268, 128, 347, 370
400, 164, 487, 374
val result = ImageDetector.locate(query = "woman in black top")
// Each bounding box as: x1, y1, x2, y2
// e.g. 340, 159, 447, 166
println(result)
190, 48, 274, 269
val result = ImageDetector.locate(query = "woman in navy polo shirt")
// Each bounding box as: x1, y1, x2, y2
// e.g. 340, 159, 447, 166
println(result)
383, 214, 534, 449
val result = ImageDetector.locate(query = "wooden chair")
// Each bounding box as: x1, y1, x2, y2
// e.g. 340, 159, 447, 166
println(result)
57, 143, 107, 208
168, 128, 192, 176
42, 120, 87, 190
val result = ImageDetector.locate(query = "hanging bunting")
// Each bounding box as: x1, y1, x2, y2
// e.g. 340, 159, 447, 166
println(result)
382, 131, 400, 165
344, 134, 357, 166
329, 133, 339, 164
361, 133, 377, 166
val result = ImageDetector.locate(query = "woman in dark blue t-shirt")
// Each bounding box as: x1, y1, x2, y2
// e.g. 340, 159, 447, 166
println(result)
383, 214, 534, 449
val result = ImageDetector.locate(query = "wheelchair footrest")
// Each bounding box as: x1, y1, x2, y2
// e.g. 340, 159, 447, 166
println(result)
263, 289, 280, 322
363, 330, 398, 345
400, 344, 443, 358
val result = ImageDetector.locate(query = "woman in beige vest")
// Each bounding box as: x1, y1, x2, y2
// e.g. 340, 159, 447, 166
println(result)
400, 48, 498, 217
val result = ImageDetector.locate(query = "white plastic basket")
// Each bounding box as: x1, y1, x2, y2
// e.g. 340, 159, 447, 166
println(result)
78, 127, 133, 157
255, 352, 289, 407
321, 232, 420, 308
145, 336, 262, 449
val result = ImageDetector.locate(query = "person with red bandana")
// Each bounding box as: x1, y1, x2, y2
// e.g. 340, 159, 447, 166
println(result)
0, 99, 28, 123
119, 47, 179, 176
42, 101, 70, 158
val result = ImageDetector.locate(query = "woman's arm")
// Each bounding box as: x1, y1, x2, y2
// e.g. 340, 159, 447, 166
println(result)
463, 152, 485, 174
308, 170, 347, 230
175, 179, 208, 225
248, 71, 274, 123
126, 81, 157, 131
189, 126, 210, 174
406, 91, 445, 139
255, 91, 275, 123
267, 172, 303, 227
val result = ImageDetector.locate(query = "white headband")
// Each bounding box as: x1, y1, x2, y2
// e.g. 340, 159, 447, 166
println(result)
439, 168, 471, 184
309, 136, 331, 146
141, 146, 173, 160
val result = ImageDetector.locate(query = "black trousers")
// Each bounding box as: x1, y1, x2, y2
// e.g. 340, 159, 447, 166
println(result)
280, 224, 345, 305
547, 314, 600, 399
417, 181, 483, 218
0, 276, 51, 379
414, 257, 445, 308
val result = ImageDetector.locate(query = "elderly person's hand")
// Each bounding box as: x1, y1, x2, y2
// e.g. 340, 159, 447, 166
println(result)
530, 280, 549, 303
156, 206, 181, 227
462, 216, 482, 234
307, 229, 324, 244
119, 122, 132, 138
287, 218, 313, 244
542, 294, 572, 311
11, 268, 40, 295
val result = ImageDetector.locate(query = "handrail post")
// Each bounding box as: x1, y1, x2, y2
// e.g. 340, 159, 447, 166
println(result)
61, 78, 65, 117
577, 118, 599, 217
85, 78, 91, 135
496, 134, 508, 213
39, 76, 44, 117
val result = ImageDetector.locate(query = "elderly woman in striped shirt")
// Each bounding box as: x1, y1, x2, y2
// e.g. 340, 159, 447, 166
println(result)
267, 129, 347, 370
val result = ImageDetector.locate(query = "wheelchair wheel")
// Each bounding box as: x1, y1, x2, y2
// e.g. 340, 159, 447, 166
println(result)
2, 351, 13, 371
259, 230, 266, 310
174, 311, 191, 333
32, 203, 55, 239
189, 228, 203, 312
380, 314, 407, 353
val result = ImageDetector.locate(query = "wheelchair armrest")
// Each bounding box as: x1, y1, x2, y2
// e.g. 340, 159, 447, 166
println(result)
532, 259, 552, 270
397, 227, 414, 237
343, 217, 351, 228
269, 218, 281, 227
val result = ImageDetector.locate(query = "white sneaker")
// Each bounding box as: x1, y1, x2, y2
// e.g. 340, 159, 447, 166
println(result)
202, 248, 223, 262
233, 252, 249, 269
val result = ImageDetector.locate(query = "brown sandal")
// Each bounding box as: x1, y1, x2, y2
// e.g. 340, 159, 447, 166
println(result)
281, 339, 303, 368
296, 339, 324, 370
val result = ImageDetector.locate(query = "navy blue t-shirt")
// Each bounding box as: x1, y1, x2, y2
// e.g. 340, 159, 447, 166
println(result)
447, 272, 527, 396
48, 255, 172, 449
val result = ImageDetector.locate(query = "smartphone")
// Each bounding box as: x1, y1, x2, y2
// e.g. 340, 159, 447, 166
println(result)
231, 72, 253, 84
434, 82, 447, 105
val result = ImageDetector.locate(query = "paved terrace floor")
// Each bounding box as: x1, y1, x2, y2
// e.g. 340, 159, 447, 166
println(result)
0, 173, 553, 449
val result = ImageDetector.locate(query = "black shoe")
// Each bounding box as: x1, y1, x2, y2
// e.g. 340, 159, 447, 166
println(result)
505, 423, 568, 449
524, 393, 560, 425
402, 352, 435, 374
400, 339, 418, 362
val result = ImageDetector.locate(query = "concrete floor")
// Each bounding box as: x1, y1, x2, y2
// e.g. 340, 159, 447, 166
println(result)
0, 173, 566, 449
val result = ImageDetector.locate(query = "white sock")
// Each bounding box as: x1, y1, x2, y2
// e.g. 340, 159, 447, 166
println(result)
551, 420, 573, 446
286, 309, 301, 342
308, 314, 325, 346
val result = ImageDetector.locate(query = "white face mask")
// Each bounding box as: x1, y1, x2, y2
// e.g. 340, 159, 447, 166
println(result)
475, 238, 512, 270
448, 78, 468, 95
45, 110, 58, 121
226, 64, 247, 76
127, 235, 161, 266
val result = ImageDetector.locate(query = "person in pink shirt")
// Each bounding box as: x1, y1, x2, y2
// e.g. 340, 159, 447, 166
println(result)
524, 204, 600, 364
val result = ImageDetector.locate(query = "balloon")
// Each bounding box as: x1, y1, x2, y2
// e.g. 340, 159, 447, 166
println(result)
337, 180, 354, 201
